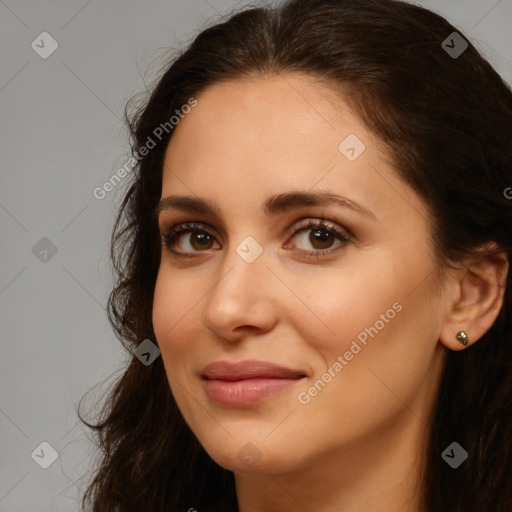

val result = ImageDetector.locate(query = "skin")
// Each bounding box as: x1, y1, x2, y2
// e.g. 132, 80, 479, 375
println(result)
152, 73, 508, 512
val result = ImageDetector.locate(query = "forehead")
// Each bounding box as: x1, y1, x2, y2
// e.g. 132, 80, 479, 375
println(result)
165, 73, 371, 161
160, 74, 427, 227
163, 75, 367, 183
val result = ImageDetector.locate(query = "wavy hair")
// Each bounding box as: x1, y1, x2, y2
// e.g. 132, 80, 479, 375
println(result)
79, 0, 512, 510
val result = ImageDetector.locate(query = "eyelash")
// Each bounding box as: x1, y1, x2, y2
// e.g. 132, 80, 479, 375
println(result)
160, 218, 352, 260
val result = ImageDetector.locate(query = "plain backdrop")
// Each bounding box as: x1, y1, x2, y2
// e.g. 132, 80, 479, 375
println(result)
1, 0, 511, 510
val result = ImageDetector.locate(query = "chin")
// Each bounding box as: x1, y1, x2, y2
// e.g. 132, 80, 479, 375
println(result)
196, 430, 303, 474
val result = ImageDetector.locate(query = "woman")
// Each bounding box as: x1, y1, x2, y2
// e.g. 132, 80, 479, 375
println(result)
80, 0, 512, 510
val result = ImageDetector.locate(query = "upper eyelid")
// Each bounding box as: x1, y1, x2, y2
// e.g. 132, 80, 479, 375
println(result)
159, 218, 352, 244
159, 217, 345, 232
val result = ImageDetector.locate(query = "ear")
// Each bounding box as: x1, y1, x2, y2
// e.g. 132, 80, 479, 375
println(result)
439, 244, 509, 351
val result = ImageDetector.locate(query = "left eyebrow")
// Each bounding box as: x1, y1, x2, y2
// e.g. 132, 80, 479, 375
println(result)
155, 190, 377, 221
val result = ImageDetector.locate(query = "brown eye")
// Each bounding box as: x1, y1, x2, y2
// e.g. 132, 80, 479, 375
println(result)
306, 228, 337, 250
181, 231, 216, 251
161, 221, 221, 256
284, 218, 352, 260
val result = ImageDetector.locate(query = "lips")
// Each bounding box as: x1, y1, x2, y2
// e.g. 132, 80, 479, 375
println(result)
201, 360, 307, 407
201, 360, 306, 381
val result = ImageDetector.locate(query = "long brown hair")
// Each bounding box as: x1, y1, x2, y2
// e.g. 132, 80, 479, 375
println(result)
79, 0, 512, 510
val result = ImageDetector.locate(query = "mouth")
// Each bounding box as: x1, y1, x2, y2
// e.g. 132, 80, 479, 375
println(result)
201, 360, 307, 407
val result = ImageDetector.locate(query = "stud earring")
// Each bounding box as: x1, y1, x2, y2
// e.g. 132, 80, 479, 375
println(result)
456, 330, 469, 346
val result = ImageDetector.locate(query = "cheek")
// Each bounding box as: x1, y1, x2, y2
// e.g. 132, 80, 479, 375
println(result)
294, 247, 436, 392
152, 271, 208, 422
310, 230, 436, 350
295, 254, 403, 354
152, 271, 200, 366
299, 260, 441, 422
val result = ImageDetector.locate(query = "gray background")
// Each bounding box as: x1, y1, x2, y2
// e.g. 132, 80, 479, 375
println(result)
1, 0, 511, 510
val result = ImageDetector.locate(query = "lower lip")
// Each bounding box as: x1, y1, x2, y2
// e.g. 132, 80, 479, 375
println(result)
203, 377, 305, 407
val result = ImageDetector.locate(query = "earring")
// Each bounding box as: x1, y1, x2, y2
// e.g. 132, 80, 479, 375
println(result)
456, 330, 469, 346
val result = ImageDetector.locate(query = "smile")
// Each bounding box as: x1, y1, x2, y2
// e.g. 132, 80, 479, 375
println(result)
201, 360, 307, 407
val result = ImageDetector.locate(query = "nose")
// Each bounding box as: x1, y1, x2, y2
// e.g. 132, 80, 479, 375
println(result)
202, 242, 279, 342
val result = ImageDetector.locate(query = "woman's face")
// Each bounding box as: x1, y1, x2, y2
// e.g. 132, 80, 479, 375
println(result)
153, 74, 450, 475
